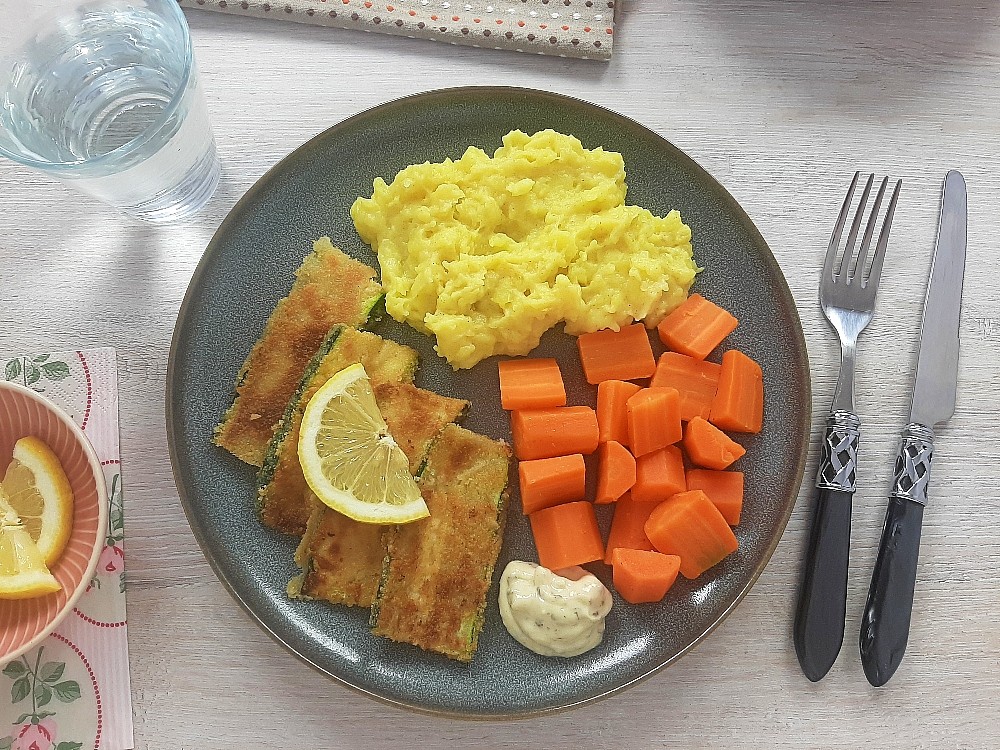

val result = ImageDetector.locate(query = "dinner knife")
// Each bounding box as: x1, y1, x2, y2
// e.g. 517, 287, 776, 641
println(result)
858, 170, 967, 687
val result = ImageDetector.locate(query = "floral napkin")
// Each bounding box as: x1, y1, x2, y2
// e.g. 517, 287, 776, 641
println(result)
0, 349, 132, 750
178, 0, 616, 60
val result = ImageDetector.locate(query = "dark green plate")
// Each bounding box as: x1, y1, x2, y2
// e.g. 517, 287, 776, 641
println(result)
166, 87, 810, 718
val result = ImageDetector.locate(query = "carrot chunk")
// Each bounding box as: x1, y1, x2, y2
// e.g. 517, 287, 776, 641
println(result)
519, 454, 587, 515
597, 379, 643, 447
594, 441, 637, 504
644, 490, 739, 579
683, 416, 746, 470
611, 548, 682, 604
626, 387, 682, 457
577, 323, 657, 384
511, 406, 599, 461
529, 500, 605, 571
656, 293, 738, 360
709, 350, 764, 433
498, 358, 567, 411
686, 469, 744, 526
604, 492, 657, 564
650, 352, 722, 422
632, 445, 686, 503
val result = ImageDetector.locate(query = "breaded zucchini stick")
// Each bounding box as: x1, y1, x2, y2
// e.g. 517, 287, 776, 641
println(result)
257, 328, 421, 536
289, 383, 468, 607
214, 237, 383, 467
288, 493, 388, 608
370, 424, 511, 662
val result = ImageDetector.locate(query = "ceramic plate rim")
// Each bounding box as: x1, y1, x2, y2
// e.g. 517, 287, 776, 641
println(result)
166, 86, 811, 718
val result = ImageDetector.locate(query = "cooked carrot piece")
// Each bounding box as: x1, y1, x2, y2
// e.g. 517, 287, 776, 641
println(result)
577, 323, 657, 384
511, 406, 599, 461
529, 500, 605, 571
656, 293, 738, 360
597, 379, 642, 447
594, 441, 637, 505
611, 548, 682, 604
683, 416, 746, 470
499, 358, 567, 411
644, 490, 739, 579
709, 349, 764, 433
626, 387, 682, 457
519, 454, 587, 515
632, 445, 686, 503
650, 352, 722, 422
686, 469, 744, 526
604, 492, 657, 563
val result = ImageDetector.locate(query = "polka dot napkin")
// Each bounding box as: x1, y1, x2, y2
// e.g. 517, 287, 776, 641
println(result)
178, 0, 616, 60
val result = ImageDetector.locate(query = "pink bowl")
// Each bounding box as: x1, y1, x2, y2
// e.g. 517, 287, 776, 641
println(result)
0, 381, 108, 664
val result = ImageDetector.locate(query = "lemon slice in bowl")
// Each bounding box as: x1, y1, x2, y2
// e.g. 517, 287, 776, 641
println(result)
0, 488, 60, 599
298, 363, 428, 524
1, 436, 75, 566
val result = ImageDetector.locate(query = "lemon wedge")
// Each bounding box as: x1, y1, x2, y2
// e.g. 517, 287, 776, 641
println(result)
0, 487, 60, 599
1, 437, 75, 566
298, 363, 428, 524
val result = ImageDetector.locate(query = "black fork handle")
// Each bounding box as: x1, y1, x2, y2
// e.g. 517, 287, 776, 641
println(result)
794, 486, 853, 681
794, 411, 860, 681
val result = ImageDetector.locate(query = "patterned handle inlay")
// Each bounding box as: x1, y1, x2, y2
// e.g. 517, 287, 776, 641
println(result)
889, 422, 935, 506
816, 410, 861, 492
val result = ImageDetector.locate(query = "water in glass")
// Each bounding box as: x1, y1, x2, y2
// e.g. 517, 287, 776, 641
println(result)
0, 1, 219, 222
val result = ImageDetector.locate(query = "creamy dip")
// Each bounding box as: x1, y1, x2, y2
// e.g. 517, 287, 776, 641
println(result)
498, 560, 613, 657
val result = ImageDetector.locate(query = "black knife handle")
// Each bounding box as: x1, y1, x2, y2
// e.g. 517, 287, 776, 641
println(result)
860, 423, 934, 687
793, 410, 861, 681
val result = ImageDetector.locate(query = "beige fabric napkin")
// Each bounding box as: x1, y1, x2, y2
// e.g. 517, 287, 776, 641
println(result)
0, 348, 133, 750
179, 0, 615, 60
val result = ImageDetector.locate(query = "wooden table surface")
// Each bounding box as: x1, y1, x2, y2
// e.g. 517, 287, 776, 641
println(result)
1, 1, 998, 747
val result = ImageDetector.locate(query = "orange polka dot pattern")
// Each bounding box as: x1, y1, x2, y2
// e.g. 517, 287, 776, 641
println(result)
178, 0, 615, 60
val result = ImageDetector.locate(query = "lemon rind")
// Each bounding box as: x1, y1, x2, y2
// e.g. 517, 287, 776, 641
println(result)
298, 364, 428, 526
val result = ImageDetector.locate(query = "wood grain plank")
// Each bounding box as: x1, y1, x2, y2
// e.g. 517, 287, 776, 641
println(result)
1, 1, 998, 746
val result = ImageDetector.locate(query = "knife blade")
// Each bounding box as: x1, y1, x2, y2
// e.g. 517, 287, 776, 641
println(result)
859, 170, 967, 686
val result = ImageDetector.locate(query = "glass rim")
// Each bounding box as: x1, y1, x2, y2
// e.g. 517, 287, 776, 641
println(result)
0, 0, 196, 173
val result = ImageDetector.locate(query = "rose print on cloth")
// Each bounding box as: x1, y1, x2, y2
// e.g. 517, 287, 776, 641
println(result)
87, 473, 125, 594
76, 468, 126, 627
3, 355, 70, 392
0, 641, 99, 750
3, 356, 89, 427
11, 717, 59, 750
97, 546, 124, 580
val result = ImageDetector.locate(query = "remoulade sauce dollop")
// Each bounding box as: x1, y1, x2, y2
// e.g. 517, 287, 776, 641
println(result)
498, 560, 613, 658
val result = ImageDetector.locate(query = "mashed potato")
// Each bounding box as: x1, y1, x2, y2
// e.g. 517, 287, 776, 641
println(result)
351, 129, 698, 369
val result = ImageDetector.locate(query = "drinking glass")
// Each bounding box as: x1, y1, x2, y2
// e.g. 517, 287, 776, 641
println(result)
0, 0, 220, 223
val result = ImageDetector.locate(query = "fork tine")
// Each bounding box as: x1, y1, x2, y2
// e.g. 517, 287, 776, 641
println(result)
864, 178, 902, 290
850, 176, 889, 282
839, 173, 875, 277
824, 171, 861, 283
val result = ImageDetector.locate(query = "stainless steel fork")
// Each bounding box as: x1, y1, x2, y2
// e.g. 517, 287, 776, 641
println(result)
793, 172, 902, 682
